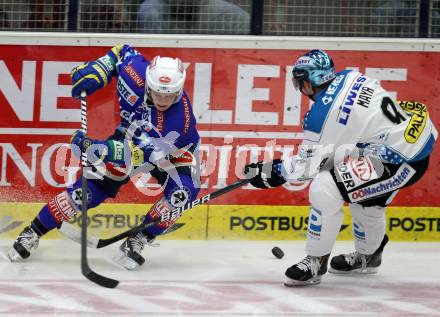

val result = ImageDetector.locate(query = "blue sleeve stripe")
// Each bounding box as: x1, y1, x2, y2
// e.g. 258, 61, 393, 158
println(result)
303, 71, 349, 135
408, 133, 436, 162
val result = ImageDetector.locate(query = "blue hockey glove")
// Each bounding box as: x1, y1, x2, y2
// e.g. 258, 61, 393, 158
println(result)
244, 158, 286, 189
70, 130, 93, 152
70, 130, 110, 164
71, 55, 116, 98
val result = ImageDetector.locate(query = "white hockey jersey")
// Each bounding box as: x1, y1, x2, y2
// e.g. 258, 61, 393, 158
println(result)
281, 70, 438, 181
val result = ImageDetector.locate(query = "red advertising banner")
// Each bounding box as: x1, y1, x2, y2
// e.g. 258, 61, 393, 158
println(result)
0, 45, 439, 207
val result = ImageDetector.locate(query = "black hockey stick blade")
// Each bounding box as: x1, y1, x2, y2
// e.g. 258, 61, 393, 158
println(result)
96, 222, 184, 248
95, 227, 138, 248
162, 222, 185, 234
96, 221, 157, 248
59, 221, 185, 248
82, 263, 119, 288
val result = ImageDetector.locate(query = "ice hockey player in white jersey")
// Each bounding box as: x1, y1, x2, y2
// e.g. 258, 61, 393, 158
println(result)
244, 49, 437, 286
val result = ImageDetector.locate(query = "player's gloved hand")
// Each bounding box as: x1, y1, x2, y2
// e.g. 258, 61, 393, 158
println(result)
244, 158, 286, 189
71, 56, 115, 98
70, 130, 93, 152
70, 130, 110, 164
70, 130, 157, 166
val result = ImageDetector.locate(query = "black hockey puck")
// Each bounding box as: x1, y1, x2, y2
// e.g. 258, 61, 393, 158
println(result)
271, 246, 284, 259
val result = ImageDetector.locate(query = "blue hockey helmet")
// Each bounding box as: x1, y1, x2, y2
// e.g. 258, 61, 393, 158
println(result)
292, 49, 335, 90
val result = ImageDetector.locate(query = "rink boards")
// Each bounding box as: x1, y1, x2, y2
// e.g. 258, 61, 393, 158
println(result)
0, 202, 439, 241
0, 34, 439, 243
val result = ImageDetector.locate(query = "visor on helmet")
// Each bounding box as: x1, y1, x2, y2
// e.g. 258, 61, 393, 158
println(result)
292, 69, 308, 91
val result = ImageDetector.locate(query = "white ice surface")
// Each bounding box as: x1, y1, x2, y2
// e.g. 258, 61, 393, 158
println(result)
0, 239, 439, 317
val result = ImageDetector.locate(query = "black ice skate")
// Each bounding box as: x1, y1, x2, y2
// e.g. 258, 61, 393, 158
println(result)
8, 226, 40, 262
329, 234, 389, 274
113, 232, 156, 270
284, 254, 330, 286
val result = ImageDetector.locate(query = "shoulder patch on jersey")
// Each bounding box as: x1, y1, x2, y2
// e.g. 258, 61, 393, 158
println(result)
399, 101, 428, 144
303, 71, 349, 134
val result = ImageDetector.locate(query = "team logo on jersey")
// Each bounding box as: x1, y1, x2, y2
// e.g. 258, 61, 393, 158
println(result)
69, 188, 93, 210
350, 157, 376, 181
169, 187, 191, 208
117, 77, 139, 106
399, 101, 427, 143
335, 157, 379, 190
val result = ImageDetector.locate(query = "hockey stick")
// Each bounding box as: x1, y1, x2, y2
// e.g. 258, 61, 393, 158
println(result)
80, 91, 119, 288
61, 178, 250, 249
58, 220, 185, 248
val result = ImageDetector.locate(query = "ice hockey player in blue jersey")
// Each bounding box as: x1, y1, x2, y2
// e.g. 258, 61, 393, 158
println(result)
245, 49, 437, 286
9, 44, 201, 270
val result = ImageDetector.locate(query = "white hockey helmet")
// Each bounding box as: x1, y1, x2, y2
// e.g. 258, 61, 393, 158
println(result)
146, 56, 186, 101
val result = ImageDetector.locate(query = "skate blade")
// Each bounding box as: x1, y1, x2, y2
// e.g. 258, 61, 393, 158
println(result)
7, 248, 24, 262
328, 266, 378, 274
112, 250, 140, 271
284, 276, 322, 287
